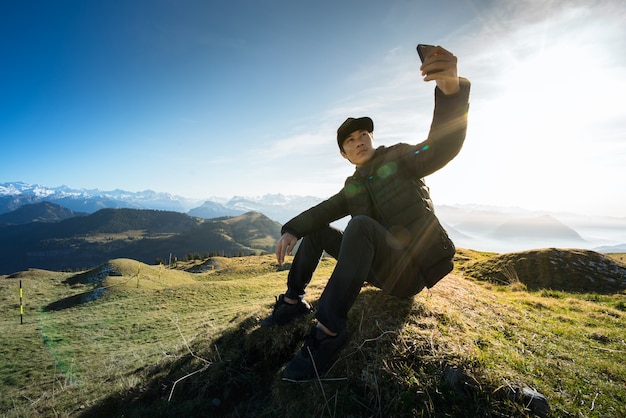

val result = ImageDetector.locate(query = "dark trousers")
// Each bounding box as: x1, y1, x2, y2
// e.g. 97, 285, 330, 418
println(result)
284, 215, 422, 333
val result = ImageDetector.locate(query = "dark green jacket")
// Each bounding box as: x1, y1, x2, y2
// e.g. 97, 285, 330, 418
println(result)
282, 78, 471, 291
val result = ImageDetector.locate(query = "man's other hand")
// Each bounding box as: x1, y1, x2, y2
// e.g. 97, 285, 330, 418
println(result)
276, 232, 298, 264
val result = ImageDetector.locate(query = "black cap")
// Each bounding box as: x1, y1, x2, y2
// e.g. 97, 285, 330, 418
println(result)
337, 117, 373, 150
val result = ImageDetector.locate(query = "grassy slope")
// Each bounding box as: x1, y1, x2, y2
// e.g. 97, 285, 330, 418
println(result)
0, 251, 624, 417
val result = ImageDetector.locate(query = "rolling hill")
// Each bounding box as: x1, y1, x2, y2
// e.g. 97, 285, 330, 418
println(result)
0, 201, 84, 225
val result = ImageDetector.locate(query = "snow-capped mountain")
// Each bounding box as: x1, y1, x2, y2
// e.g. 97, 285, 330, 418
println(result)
0, 182, 57, 198
0, 182, 204, 214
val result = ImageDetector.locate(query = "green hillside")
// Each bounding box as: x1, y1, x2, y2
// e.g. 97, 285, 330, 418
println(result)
1, 250, 625, 417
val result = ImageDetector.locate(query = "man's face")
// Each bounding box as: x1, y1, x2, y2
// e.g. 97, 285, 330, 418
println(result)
340, 129, 375, 167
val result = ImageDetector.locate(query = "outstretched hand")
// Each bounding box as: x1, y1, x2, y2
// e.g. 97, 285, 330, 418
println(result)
420, 46, 460, 95
275, 232, 298, 264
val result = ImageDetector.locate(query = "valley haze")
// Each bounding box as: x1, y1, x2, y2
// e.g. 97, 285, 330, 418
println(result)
2, 182, 625, 255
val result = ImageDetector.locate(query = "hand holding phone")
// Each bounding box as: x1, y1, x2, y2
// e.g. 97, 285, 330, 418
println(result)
416, 44, 460, 95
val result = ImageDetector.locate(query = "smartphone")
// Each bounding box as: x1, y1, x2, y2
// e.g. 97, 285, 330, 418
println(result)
416, 44, 436, 63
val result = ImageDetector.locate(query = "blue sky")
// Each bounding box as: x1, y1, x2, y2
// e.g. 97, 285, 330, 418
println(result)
1, 0, 625, 217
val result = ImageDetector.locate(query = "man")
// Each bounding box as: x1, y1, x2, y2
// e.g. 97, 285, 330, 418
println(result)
262, 46, 470, 381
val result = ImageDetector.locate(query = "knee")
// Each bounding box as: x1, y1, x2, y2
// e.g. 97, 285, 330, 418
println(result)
346, 215, 375, 230
343, 216, 379, 240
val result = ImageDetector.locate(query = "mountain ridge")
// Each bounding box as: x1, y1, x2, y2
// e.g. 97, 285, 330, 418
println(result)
2, 181, 625, 254
0, 201, 85, 225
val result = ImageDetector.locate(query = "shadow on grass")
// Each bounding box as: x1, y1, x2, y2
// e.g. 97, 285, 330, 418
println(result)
45, 287, 109, 311
78, 286, 538, 417
78, 287, 415, 417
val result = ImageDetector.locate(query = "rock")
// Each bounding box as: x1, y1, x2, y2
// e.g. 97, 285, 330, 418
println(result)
517, 386, 550, 417
494, 385, 551, 417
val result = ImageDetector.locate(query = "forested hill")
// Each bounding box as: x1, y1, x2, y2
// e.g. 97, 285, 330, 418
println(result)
0, 208, 281, 274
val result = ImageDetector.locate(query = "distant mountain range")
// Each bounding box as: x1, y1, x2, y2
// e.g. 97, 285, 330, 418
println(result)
0, 182, 321, 224
1, 182, 625, 257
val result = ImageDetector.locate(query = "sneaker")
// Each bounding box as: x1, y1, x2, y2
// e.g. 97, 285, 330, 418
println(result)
260, 294, 312, 327
283, 325, 349, 381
